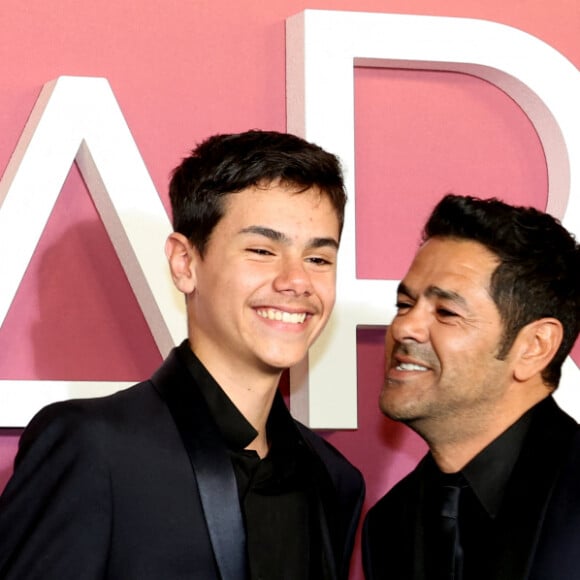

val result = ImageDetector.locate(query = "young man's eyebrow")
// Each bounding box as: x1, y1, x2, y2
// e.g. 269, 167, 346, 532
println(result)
239, 226, 339, 250
308, 237, 339, 250
239, 226, 286, 242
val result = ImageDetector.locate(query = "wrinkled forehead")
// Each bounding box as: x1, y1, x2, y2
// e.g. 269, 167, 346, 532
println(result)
406, 237, 500, 293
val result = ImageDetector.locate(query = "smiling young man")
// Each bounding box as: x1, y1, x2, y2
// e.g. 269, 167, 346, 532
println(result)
363, 194, 580, 580
0, 130, 364, 580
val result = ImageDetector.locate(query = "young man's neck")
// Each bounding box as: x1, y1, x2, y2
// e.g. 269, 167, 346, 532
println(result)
225, 380, 279, 458
190, 343, 282, 458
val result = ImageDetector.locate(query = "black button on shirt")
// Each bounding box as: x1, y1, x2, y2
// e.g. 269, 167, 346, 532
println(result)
177, 341, 328, 580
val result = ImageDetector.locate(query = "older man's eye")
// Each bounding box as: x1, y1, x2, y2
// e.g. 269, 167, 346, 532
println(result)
437, 308, 458, 317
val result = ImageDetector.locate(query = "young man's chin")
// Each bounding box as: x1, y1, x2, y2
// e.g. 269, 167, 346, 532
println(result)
258, 349, 309, 374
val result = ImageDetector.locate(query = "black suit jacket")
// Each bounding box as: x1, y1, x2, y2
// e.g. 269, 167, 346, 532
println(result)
0, 349, 364, 580
362, 397, 579, 580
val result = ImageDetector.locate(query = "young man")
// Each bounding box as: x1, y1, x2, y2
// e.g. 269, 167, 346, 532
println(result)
363, 194, 580, 580
0, 130, 364, 580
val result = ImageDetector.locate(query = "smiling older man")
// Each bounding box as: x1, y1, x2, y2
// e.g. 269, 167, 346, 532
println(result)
363, 194, 580, 580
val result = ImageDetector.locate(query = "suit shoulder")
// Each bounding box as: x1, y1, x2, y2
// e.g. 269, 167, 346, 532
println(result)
27, 379, 154, 421
294, 421, 363, 480
17, 381, 160, 459
365, 464, 422, 524
362, 467, 422, 580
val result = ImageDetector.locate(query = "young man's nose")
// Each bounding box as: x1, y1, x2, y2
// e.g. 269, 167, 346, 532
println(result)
273, 258, 313, 296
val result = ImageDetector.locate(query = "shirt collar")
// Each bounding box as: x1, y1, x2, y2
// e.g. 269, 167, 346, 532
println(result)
175, 340, 303, 456
175, 340, 258, 450
427, 399, 547, 518
461, 406, 534, 517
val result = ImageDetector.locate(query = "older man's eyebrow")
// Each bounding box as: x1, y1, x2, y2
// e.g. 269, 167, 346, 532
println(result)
396, 282, 468, 308
396, 282, 415, 300
239, 226, 339, 250
426, 285, 468, 307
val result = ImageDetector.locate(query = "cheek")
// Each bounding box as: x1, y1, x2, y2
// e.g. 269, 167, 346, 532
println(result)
312, 274, 336, 306
219, 265, 263, 295
384, 326, 394, 352
428, 331, 469, 369
432, 332, 496, 374
324, 288, 336, 309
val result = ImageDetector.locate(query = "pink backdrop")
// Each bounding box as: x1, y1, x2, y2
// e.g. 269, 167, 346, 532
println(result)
1, 1, 578, 577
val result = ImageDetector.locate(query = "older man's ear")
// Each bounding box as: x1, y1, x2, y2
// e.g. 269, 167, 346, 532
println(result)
512, 318, 563, 385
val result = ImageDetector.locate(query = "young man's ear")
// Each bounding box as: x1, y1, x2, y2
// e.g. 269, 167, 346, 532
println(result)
165, 233, 197, 294
513, 318, 563, 383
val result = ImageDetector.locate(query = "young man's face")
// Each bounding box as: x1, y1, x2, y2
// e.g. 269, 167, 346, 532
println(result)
380, 237, 514, 440
185, 183, 340, 383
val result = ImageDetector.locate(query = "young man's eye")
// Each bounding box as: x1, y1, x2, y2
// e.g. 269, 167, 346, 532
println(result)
307, 256, 333, 266
395, 301, 412, 312
247, 248, 273, 256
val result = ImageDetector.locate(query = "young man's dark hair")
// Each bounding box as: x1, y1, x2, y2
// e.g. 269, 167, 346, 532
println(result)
169, 130, 347, 255
0, 130, 363, 580
423, 194, 580, 387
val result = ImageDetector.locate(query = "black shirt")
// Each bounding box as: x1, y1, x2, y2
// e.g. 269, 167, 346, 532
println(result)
422, 404, 536, 580
177, 341, 328, 580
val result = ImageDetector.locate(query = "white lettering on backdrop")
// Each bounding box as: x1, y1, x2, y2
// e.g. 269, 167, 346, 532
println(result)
1, 11, 579, 426
286, 10, 580, 428
0, 77, 184, 426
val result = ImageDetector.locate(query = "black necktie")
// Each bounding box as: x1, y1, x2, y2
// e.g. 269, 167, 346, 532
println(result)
439, 481, 463, 580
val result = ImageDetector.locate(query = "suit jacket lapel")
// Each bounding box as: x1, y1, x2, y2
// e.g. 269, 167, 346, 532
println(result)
276, 397, 340, 579
296, 419, 367, 580
493, 398, 577, 580
305, 450, 339, 579
152, 350, 248, 580
528, 429, 580, 579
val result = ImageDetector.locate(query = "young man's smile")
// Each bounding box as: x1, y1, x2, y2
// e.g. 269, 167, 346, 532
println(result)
185, 182, 340, 385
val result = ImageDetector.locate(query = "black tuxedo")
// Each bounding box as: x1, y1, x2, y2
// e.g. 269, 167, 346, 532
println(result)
0, 348, 364, 580
363, 397, 580, 580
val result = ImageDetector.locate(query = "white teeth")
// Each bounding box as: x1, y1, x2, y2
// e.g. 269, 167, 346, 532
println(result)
257, 309, 307, 324
396, 362, 428, 372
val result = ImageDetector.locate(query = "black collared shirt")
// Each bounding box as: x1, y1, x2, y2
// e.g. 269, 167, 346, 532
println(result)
422, 404, 536, 580
176, 341, 328, 580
